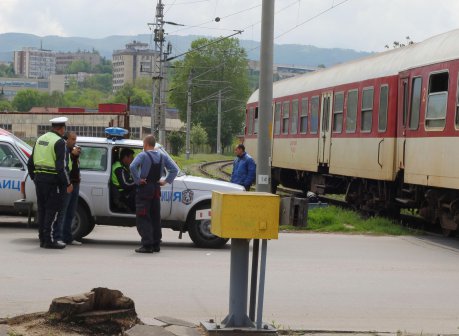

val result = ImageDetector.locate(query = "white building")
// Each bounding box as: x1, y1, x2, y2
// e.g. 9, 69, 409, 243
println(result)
13, 48, 56, 79
112, 41, 159, 92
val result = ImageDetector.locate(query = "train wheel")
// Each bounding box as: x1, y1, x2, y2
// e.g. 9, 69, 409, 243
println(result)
440, 212, 457, 237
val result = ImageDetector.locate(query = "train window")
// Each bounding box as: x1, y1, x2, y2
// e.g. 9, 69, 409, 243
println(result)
322, 96, 331, 132
291, 99, 298, 135
247, 108, 254, 135
409, 77, 422, 130
310, 96, 319, 134
282, 101, 290, 134
300, 98, 308, 134
346, 90, 358, 133
402, 81, 408, 127
425, 72, 448, 129
361, 87, 374, 132
333, 92, 344, 133
378, 85, 389, 132
274, 102, 281, 135
254, 107, 259, 134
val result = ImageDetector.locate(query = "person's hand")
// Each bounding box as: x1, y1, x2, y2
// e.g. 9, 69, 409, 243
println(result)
140, 178, 147, 185
67, 184, 73, 193
71, 147, 81, 156
159, 180, 167, 186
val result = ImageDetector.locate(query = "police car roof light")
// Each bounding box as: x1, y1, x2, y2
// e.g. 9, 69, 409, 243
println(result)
105, 127, 129, 140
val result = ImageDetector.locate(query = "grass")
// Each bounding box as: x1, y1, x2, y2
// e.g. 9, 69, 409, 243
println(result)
280, 205, 414, 236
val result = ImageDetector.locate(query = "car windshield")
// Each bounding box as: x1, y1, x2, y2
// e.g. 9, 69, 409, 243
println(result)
11, 133, 32, 157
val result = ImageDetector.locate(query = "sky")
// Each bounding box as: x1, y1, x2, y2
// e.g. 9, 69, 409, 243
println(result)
1, 0, 459, 53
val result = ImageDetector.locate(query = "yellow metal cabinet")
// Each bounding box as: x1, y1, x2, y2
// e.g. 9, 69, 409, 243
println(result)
211, 191, 280, 239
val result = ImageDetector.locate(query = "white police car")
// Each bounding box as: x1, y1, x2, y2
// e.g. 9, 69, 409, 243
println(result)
0, 128, 32, 213
17, 128, 244, 248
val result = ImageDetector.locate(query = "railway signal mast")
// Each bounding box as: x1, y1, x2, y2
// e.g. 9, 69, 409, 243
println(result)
151, 0, 166, 145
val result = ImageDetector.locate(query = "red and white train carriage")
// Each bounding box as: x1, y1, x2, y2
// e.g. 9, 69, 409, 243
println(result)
245, 29, 459, 234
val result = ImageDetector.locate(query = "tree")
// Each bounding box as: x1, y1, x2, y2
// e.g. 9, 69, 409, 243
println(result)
63, 88, 106, 108
113, 83, 152, 106
0, 100, 12, 112
42, 91, 65, 108
0, 64, 15, 77
65, 60, 92, 74
168, 130, 185, 155
93, 57, 113, 74
385, 36, 415, 49
169, 37, 250, 152
190, 123, 208, 153
83, 74, 113, 93
12, 89, 43, 112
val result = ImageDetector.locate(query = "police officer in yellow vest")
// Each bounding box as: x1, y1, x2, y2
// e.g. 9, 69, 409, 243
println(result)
27, 117, 72, 249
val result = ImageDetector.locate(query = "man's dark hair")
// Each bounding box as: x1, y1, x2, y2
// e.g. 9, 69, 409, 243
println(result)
120, 148, 134, 160
237, 144, 245, 151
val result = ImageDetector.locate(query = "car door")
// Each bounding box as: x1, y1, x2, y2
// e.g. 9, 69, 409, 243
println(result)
0, 141, 27, 209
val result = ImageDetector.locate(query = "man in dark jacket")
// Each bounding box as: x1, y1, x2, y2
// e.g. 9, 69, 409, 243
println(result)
230, 144, 256, 191
58, 131, 82, 245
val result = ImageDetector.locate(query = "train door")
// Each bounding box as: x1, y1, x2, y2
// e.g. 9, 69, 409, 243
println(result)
319, 92, 333, 165
396, 77, 409, 169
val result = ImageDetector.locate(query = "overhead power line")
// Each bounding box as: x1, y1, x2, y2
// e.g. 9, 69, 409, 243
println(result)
275, 0, 352, 40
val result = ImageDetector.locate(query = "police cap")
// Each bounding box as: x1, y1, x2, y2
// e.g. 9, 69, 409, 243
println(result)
49, 117, 68, 127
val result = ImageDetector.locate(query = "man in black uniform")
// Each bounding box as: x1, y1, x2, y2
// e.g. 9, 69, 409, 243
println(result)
27, 117, 72, 249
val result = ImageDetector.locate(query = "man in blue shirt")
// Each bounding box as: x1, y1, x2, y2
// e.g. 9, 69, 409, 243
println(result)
230, 144, 256, 191
130, 135, 178, 253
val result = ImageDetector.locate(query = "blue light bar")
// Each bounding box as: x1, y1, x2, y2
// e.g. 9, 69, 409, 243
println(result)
105, 127, 128, 139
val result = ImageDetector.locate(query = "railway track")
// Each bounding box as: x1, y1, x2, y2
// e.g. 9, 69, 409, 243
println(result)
199, 160, 233, 181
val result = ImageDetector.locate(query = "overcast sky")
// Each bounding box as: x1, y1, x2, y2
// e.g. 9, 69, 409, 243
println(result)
1, 0, 459, 52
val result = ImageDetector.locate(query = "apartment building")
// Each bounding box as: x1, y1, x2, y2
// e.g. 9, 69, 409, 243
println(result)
13, 48, 56, 79
55, 51, 101, 73
112, 41, 158, 92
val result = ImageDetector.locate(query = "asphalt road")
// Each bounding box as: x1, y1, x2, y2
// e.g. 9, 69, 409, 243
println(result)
1, 216, 459, 333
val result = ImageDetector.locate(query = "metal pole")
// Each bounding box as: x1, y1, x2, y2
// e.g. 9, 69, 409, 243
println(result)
221, 238, 254, 328
159, 51, 167, 146
254, 0, 275, 329
249, 239, 259, 321
256, 0, 274, 193
157, 0, 166, 145
186, 71, 192, 160
217, 89, 222, 154
256, 239, 268, 329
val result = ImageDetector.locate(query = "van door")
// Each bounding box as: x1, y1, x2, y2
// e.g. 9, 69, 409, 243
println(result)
318, 92, 333, 165
0, 142, 27, 208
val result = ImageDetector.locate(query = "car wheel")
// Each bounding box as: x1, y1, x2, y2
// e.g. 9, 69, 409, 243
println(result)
188, 204, 228, 248
71, 203, 93, 240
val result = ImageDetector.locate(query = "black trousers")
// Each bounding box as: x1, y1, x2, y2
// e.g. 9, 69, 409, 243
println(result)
35, 180, 65, 244
135, 184, 161, 248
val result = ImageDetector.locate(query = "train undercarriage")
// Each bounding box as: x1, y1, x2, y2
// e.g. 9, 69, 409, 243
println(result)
272, 167, 459, 236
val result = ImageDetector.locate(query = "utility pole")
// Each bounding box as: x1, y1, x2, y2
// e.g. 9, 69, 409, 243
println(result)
254, 0, 275, 330
186, 70, 192, 160
217, 89, 222, 154
151, 0, 166, 144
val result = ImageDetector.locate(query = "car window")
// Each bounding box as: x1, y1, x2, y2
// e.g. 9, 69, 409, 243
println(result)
79, 146, 108, 171
0, 143, 24, 169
